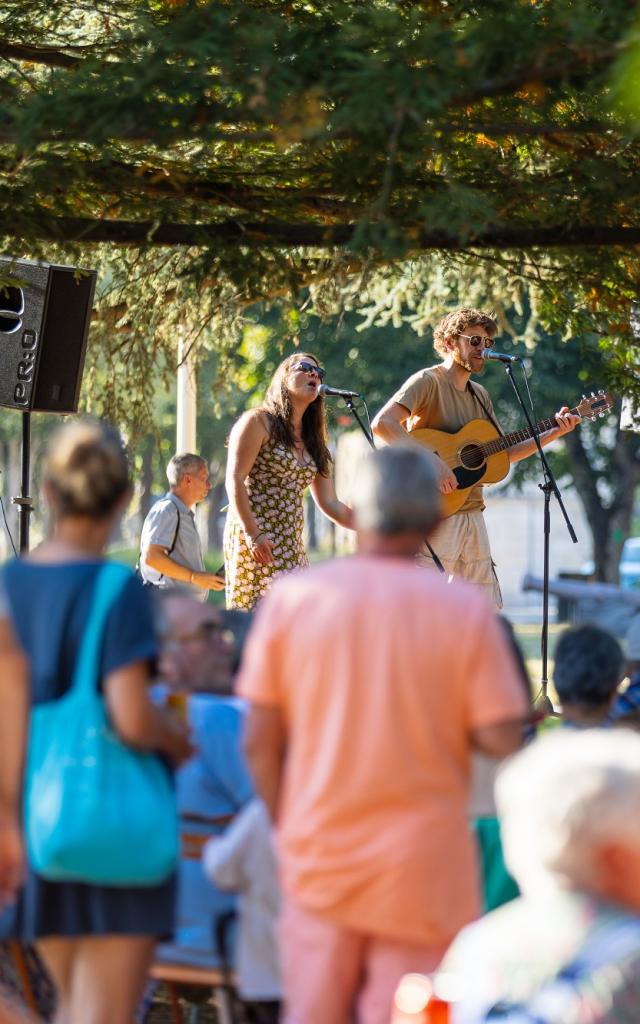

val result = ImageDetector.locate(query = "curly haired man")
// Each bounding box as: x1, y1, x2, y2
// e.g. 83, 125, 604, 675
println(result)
372, 308, 579, 607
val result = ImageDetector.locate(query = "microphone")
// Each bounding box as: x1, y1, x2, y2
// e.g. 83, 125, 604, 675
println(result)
318, 384, 361, 398
482, 350, 523, 364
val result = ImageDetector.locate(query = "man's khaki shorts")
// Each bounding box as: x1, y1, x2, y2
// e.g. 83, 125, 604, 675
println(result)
418, 510, 503, 610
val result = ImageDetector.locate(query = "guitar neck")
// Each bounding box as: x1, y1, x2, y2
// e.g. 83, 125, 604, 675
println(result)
483, 407, 578, 457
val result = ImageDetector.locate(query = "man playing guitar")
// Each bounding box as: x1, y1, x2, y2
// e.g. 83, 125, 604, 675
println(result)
371, 308, 581, 608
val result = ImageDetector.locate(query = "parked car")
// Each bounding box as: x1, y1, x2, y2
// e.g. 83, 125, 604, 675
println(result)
619, 537, 640, 590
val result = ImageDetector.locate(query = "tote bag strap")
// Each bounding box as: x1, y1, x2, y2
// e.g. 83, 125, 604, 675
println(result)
71, 562, 133, 699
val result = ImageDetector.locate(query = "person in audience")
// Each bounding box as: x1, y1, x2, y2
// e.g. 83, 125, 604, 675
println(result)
155, 591, 254, 967
470, 616, 534, 914
609, 613, 640, 723
553, 623, 624, 727
204, 797, 281, 1023
0, 420, 192, 1024
139, 452, 224, 599
237, 446, 529, 1024
441, 729, 640, 1021
0, 943, 53, 1021
0, 993, 40, 1024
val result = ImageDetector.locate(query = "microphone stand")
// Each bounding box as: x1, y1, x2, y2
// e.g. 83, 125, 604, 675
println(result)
502, 362, 577, 715
12, 411, 34, 553
342, 395, 374, 450
338, 393, 446, 574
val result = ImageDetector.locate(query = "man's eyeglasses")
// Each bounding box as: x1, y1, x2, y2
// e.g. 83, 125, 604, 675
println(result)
458, 334, 495, 349
293, 361, 326, 381
168, 621, 234, 647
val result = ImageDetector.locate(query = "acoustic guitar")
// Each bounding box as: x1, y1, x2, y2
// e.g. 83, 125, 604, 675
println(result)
410, 391, 614, 519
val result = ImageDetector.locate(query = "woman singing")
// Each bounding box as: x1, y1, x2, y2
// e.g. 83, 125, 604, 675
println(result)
224, 353, 353, 610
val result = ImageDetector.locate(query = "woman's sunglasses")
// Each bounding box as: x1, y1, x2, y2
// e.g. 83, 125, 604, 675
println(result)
293, 361, 326, 381
457, 334, 495, 349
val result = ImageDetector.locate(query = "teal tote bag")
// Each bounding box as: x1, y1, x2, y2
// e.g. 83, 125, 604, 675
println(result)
24, 562, 179, 886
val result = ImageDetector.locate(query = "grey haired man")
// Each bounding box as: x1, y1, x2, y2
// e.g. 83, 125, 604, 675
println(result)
140, 453, 224, 602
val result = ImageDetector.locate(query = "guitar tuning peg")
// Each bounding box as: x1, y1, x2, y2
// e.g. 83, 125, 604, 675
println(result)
591, 391, 595, 397
581, 394, 586, 401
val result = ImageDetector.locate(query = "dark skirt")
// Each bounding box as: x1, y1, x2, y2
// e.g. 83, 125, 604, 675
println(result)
1, 870, 176, 941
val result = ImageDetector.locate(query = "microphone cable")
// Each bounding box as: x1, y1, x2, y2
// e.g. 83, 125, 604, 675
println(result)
0, 491, 18, 557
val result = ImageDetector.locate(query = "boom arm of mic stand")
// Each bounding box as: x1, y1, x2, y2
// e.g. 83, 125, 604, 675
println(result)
344, 396, 375, 449
503, 363, 577, 717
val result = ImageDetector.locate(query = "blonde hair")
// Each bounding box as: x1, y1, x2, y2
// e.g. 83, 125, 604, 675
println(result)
433, 308, 497, 359
44, 419, 130, 518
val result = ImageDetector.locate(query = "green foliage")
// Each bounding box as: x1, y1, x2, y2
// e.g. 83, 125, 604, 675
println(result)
1, 0, 640, 440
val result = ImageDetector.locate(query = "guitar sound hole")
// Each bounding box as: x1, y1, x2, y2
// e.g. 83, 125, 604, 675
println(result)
459, 444, 485, 470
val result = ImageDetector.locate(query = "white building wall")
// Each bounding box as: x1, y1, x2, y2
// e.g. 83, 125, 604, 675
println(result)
484, 483, 592, 610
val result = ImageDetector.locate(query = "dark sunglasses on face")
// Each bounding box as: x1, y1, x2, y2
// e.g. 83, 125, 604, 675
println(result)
457, 333, 495, 349
293, 361, 326, 381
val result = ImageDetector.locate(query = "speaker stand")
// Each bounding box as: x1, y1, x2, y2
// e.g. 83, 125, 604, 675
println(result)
11, 412, 34, 553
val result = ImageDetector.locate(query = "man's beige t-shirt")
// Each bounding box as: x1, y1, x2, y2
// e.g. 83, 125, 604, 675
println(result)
237, 555, 528, 949
392, 363, 500, 513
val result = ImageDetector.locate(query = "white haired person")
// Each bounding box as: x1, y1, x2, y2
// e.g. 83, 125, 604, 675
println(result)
0, 420, 192, 1024
440, 730, 640, 1022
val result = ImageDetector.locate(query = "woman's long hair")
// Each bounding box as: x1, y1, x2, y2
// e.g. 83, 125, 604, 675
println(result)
261, 352, 332, 475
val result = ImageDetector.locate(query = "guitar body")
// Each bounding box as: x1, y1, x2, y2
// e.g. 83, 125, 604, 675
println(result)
408, 392, 613, 519
411, 419, 511, 519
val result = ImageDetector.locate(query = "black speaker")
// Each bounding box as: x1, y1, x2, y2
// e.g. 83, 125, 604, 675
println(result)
0, 258, 97, 414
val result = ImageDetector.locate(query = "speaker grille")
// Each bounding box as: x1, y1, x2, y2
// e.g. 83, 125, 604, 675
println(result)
0, 286, 24, 334
33, 268, 95, 413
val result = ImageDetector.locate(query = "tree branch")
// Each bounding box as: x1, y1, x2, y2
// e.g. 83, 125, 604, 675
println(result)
451, 44, 625, 107
40, 158, 360, 218
0, 42, 85, 69
14, 215, 640, 250
445, 120, 618, 138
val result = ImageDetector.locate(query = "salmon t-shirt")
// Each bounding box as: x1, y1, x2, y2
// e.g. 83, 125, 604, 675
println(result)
236, 556, 528, 948
392, 363, 501, 513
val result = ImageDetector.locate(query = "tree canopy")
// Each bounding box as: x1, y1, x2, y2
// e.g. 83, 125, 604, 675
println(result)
1, 0, 640, 438
1, 2, 640, 334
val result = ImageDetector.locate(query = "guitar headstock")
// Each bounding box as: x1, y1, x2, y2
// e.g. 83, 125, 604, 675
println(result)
575, 391, 614, 421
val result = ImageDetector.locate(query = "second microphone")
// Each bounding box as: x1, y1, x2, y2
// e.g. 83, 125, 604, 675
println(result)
318, 384, 361, 398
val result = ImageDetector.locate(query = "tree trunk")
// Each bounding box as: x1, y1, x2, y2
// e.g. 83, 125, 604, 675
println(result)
140, 436, 155, 522
208, 481, 226, 550
564, 428, 640, 582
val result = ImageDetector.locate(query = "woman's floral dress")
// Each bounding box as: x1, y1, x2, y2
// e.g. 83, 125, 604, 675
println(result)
223, 438, 317, 610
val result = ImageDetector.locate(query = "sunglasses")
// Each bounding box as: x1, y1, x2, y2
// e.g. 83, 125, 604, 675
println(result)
458, 333, 495, 349
293, 360, 326, 381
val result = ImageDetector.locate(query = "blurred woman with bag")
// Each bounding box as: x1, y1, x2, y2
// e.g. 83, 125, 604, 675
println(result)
0, 420, 192, 1024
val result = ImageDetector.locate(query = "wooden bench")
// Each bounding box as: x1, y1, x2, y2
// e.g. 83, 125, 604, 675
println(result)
148, 959, 236, 1024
